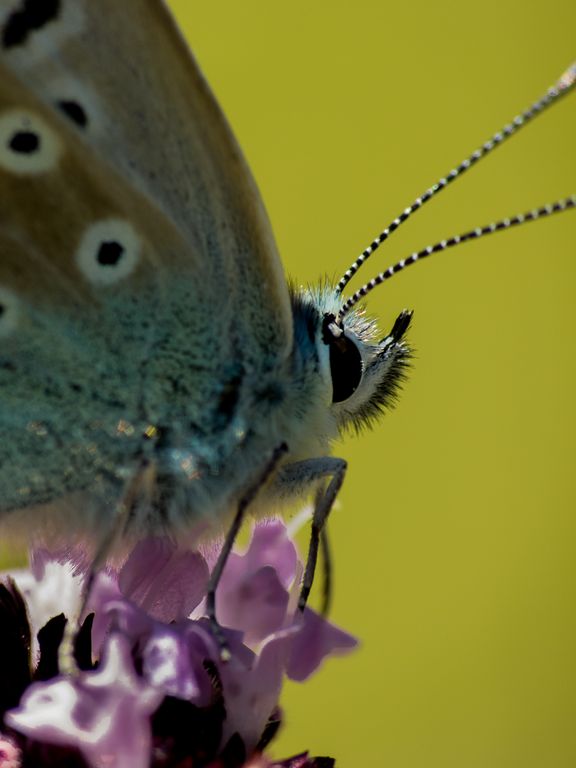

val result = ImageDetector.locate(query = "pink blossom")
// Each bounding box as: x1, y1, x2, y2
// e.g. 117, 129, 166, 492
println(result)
0, 519, 356, 767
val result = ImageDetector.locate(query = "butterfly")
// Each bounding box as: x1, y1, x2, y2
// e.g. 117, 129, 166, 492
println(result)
0, 0, 408, 604
0, 0, 573, 628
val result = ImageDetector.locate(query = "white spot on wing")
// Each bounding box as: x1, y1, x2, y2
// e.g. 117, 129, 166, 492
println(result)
75, 219, 141, 285
0, 109, 62, 174
48, 76, 102, 133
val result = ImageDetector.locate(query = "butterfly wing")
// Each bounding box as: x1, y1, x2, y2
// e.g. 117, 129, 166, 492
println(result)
0, 0, 292, 529
0, 0, 292, 350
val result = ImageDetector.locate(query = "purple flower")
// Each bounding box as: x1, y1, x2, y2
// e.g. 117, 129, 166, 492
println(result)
0, 735, 20, 768
10, 634, 161, 767
0, 518, 357, 767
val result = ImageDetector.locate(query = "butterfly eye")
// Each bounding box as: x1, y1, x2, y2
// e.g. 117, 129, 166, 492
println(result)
0, 109, 61, 174
75, 219, 141, 285
328, 332, 363, 403
0, 286, 20, 338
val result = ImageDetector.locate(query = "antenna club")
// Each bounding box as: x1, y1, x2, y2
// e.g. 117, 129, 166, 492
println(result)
559, 62, 576, 90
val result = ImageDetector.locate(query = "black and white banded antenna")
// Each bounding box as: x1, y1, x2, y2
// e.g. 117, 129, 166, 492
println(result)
337, 196, 575, 321
335, 62, 576, 299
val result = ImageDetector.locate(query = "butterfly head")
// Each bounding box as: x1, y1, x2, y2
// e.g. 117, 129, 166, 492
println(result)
291, 285, 412, 436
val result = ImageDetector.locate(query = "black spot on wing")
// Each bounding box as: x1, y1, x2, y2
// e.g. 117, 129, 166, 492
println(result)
57, 99, 88, 128
8, 129, 39, 153
2, 0, 61, 49
97, 241, 124, 266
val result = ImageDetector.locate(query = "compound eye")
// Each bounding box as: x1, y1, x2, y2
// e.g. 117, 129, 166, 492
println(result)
329, 332, 363, 403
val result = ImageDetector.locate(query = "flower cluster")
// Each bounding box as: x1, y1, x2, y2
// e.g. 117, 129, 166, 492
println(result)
0, 519, 357, 767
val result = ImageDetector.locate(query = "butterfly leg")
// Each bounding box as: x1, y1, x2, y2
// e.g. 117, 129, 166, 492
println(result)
275, 457, 347, 614
58, 463, 154, 674
319, 525, 332, 615
206, 442, 288, 660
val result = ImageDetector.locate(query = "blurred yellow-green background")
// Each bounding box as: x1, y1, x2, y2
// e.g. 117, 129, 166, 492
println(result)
169, 2, 575, 766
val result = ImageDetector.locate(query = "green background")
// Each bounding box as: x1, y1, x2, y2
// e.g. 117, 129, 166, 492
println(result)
169, 2, 575, 766
0, 2, 572, 767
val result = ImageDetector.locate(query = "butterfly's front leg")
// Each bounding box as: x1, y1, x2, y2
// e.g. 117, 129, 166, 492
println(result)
206, 443, 288, 659
275, 457, 347, 614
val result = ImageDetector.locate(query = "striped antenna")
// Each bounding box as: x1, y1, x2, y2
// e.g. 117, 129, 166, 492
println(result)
335, 62, 576, 296
337, 196, 576, 321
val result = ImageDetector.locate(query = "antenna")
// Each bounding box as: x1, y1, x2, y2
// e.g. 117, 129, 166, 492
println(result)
337, 196, 575, 321
335, 62, 576, 296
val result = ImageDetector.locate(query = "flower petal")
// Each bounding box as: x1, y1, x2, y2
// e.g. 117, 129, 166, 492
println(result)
118, 537, 209, 622
286, 609, 358, 683
217, 565, 290, 646
7, 634, 162, 768
0, 733, 21, 768
11, 553, 83, 645
221, 521, 298, 593
219, 627, 296, 751
142, 627, 204, 702
216, 521, 299, 643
